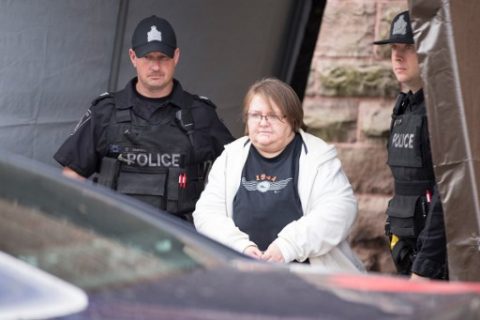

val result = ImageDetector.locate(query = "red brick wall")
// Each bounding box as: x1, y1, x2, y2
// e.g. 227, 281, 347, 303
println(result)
303, 0, 408, 272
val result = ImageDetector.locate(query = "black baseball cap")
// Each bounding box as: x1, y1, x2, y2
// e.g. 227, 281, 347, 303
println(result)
373, 11, 414, 45
131, 15, 177, 58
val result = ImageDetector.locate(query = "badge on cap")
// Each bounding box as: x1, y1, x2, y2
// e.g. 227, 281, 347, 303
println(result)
392, 14, 408, 36
147, 26, 162, 42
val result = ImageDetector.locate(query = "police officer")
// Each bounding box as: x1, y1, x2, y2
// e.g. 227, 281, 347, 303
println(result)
54, 15, 234, 220
373, 11, 448, 280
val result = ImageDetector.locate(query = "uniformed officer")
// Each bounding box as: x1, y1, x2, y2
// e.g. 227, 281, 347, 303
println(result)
373, 11, 448, 280
54, 15, 234, 220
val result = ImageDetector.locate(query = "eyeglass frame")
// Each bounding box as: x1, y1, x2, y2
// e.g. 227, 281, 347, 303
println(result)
246, 112, 286, 124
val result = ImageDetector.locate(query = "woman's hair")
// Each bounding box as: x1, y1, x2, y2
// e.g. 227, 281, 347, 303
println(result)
242, 78, 306, 134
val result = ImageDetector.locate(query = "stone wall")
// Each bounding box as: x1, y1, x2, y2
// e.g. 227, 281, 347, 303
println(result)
303, 0, 408, 273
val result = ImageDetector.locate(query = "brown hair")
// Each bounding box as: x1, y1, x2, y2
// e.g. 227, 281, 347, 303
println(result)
242, 78, 306, 134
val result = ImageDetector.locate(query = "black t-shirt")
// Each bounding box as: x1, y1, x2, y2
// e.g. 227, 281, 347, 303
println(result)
136, 89, 170, 105
233, 134, 303, 251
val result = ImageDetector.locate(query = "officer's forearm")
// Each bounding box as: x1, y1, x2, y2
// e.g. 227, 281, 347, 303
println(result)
62, 167, 85, 181
410, 273, 429, 281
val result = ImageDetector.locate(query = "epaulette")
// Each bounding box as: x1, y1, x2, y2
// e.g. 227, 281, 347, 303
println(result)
91, 92, 114, 107
193, 95, 217, 109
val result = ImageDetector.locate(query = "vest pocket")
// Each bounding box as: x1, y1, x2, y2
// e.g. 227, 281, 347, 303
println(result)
386, 195, 423, 238
166, 167, 203, 214
117, 171, 166, 196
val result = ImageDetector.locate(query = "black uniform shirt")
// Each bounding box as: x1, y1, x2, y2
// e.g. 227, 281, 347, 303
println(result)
54, 78, 234, 177
412, 185, 448, 278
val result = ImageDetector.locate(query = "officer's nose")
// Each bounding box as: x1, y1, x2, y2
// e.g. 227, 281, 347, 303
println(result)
392, 51, 403, 62
392, 47, 406, 61
151, 62, 160, 71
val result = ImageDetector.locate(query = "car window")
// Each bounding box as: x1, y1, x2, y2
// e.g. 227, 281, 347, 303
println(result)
0, 198, 202, 291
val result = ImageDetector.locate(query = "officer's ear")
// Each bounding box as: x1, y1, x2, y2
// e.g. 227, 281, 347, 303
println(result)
173, 48, 180, 66
128, 48, 137, 68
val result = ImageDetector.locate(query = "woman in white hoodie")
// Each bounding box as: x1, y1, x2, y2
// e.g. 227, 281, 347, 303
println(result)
193, 78, 364, 272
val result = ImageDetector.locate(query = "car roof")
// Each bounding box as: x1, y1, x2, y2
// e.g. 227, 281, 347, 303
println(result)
0, 151, 248, 265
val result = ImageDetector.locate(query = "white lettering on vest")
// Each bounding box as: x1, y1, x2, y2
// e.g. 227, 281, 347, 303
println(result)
137, 154, 148, 166
148, 154, 160, 167
392, 133, 415, 149
119, 153, 181, 167
126, 153, 136, 165
171, 154, 180, 167
161, 154, 172, 167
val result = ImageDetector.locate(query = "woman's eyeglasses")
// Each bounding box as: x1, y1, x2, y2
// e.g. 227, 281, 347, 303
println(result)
247, 113, 285, 124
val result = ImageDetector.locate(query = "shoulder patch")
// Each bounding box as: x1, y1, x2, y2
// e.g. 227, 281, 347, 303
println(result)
91, 92, 114, 107
71, 109, 92, 135
71, 92, 114, 135
193, 95, 216, 109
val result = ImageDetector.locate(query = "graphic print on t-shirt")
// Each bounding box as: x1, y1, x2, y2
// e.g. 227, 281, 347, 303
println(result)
241, 176, 292, 193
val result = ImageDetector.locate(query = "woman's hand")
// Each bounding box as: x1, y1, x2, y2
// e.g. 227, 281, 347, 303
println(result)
261, 243, 285, 263
244, 245, 263, 259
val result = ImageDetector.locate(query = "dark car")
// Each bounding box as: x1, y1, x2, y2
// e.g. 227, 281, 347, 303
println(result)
1, 151, 480, 320
0, 250, 87, 319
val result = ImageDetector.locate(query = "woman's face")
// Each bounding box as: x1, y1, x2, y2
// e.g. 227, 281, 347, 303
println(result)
246, 94, 294, 157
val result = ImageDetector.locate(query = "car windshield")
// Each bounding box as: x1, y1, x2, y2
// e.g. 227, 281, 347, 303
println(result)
0, 197, 206, 291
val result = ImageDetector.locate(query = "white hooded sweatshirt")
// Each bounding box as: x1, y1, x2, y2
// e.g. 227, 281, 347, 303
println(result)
194, 130, 364, 273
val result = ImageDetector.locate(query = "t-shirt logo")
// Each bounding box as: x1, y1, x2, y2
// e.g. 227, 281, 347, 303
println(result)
241, 177, 292, 193
147, 26, 162, 42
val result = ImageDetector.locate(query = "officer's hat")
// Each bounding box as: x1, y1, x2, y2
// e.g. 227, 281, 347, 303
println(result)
131, 15, 177, 58
373, 11, 414, 45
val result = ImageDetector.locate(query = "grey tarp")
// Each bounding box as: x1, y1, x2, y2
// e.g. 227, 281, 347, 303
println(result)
0, 0, 313, 165
410, 0, 480, 281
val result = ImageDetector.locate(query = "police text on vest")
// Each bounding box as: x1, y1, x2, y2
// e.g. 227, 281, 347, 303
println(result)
392, 133, 415, 149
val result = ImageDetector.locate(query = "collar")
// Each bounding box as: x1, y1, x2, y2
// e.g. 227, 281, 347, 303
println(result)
405, 88, 424, 106
169, 79, 189, 108
114, 78, 188, 110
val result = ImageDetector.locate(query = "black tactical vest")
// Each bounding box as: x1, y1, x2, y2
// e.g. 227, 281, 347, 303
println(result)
97, 94, 206, 216
385, 92, 435, 273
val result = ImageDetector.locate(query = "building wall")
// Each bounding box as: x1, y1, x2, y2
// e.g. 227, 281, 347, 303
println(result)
304, 0, 408, 272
